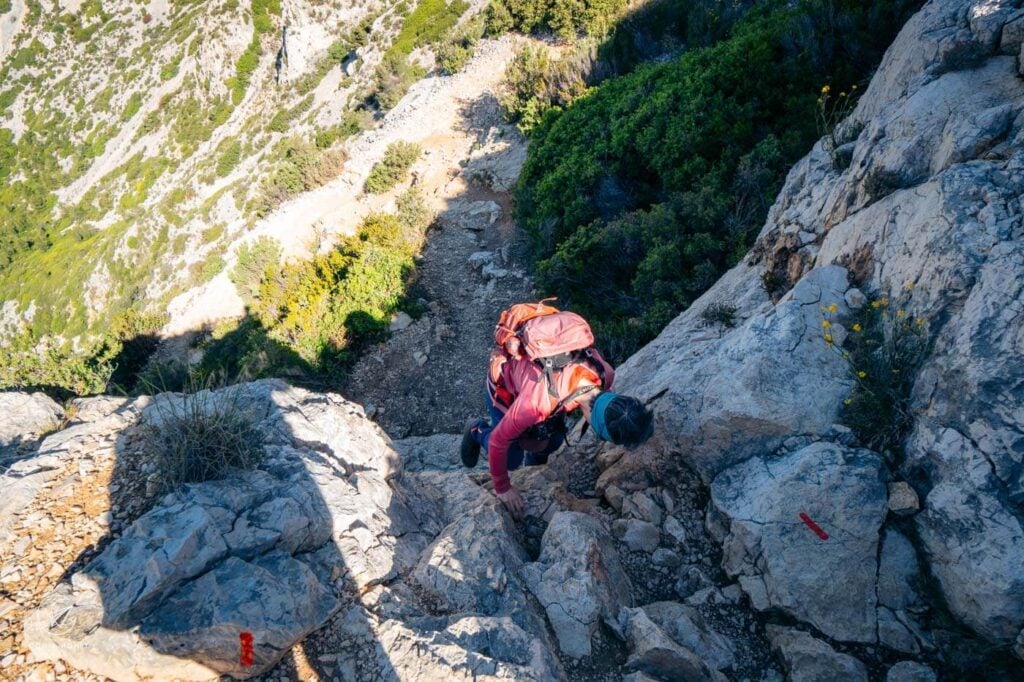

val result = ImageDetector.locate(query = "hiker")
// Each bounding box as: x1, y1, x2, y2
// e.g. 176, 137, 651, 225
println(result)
461, 300, 654, 519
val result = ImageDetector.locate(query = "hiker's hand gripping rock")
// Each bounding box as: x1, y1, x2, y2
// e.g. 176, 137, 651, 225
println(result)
497, 487, 525, 520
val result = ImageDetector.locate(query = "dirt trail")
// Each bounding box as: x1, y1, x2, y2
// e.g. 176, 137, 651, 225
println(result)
162, 36, 528, 338
343, 96, 536, 437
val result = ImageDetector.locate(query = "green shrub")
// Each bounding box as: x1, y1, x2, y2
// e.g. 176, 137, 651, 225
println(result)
160, 53, 183, 81
499, 45, 588, 133
518, 0, 921, 361
254, 138, 346, 216
140, 377, 265, 491
389, 0, 469, 58
365, 141, 421, 194
120, 92, 143, 122
212, 205, 426, 380
436, 14, 485, 75
484, 0, 514, 35
699, 302, 737, 329
372, 0, 468, 108
267, 95, 312, 133
488, 0, 623, 38
252, 0, 281, 34
216, 138, 243, 176
395, 186, 431, 234
230, 235, 282, 308
314, 111, 368, 148
231, 36, 261, 104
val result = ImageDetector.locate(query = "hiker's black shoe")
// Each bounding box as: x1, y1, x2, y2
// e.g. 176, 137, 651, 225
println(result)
461, 418, 485, 468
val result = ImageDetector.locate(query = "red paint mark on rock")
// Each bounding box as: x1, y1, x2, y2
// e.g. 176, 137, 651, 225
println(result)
799, 512, 829, 541
240, 631, 255, 667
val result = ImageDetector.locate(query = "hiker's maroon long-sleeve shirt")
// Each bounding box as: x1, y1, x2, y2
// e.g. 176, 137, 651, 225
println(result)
488, 353, 614, 494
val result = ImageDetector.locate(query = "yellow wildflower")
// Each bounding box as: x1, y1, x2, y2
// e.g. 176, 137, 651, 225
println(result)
857, 371, 867, 379
852, 323, 862, 332
821, 84, 831, 94
896, 309, 906, 318
828, 303, 838, 314
839, 91, 846, 98
824, 334, 834, 345
915, 318, 925, 326
871, 300, 881, 309
905, 281, 915, 290
852, 85, 858, 90
879, 297, 889, 307
822, 320, 832, 329
844, 399, 853, 405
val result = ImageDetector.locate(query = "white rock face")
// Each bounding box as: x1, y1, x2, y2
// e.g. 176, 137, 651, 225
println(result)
616, 0, 1024, 651
767, 626, 868, 682
0, 392, 64, 465
523, 511, 632, 658
709, 442, 887, 643
17, 381, 567, 681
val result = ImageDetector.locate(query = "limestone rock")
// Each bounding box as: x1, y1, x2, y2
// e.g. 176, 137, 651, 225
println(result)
888, 481, 920, 516
523, 511, 632, 658
709, 442, 887, 642
619, 519, 660, 553
916, 476, 1024, 642
767, 626, 868, 682
886, 661, 937, 682
440, 199, 502, 231
614, 265, 854, 483
24, 381, 430, 680
639, 601, 736, 672
619, 607, 724, 681
389, 311, 414, 332
0, 392, 64, 465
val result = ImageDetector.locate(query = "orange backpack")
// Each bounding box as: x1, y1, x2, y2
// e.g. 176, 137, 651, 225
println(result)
488, 299, 605, 410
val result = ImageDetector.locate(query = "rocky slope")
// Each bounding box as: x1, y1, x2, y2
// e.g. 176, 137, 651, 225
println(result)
2, 0, 1024, 681
0, 0, 495, 363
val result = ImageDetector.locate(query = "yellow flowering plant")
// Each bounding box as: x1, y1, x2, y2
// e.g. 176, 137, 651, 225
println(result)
820, 290, 930, 461
816, 83, 859, 167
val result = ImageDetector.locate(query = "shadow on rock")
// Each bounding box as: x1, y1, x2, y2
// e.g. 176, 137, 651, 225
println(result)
21, 377, 424, 680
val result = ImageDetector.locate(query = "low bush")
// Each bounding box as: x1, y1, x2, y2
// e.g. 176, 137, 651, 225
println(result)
699, 302, 737, 329
141, 376, 265, 491
217, 202, 430, 381
215, 138, 243, 176
487, 0, 623, 39
120, 92, 143, 122
231, 235, 283, 308
517, 0, 922, 362
372, 0, 468, 108
500, 45, 590, 132
254, 137, 346, 216
821, 295, 930, 462
365, 141, 421, 194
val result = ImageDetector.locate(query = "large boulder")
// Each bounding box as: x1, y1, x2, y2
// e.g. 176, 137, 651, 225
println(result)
613, 265, 855, 483
522, 511, 633, 658
619, 607, 725, 682
766, 626, 868, 682
637, 601, 736, 672
23, 380, 432, 680
0, 392, 64, 466
877, 529, 931, 654
708, 442, 887, 643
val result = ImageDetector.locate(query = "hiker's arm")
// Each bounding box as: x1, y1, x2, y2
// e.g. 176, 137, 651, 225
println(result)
488, 384, 549, 494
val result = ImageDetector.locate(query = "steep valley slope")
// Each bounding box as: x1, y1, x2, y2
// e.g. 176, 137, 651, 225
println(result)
2, 0, 1024, 681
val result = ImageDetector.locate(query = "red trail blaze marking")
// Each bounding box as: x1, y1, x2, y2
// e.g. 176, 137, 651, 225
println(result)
799, 512, 829, 541
240, 632, 255, 667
